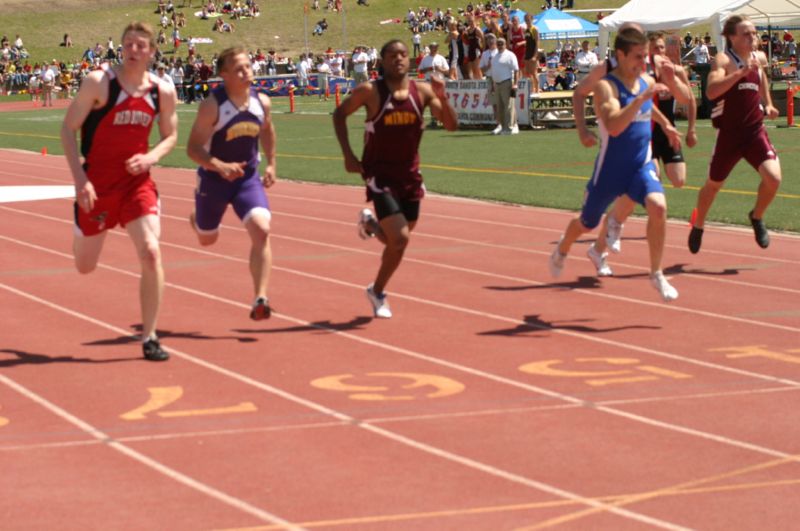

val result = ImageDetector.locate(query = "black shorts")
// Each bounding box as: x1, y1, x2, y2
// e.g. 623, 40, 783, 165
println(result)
372, 192, 420, 222
652, 125, 684, 165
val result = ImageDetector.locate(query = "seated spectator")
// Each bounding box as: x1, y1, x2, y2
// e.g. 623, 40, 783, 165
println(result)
313, 18, 328, 36
214, 18, 235, 32
552, 66, 575, 90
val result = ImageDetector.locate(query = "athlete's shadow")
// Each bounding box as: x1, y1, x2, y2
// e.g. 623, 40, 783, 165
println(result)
664, 263, 745, 277
478, 314, 661, 337
486, 276, 604, 292
234, 316, 373, 335
83, 325, 257, 346
0, 349, 137, 367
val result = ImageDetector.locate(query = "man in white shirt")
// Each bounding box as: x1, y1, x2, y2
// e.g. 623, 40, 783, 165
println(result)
154, 62, 174, 85
352, 46, 370, 84
479, 33, 502, 134
693, 38, 710, 64
488, 38, 520, 134
41, 65, 56, 107
297, 53, 310, 95
418, 42, 448, 81
575, 40, 598, 80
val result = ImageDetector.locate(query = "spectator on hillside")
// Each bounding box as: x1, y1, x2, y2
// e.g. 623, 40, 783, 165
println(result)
412, 29, 422, 57
61, 33, 73, 47
313, 18, 328, 36
214, 18, 235, 32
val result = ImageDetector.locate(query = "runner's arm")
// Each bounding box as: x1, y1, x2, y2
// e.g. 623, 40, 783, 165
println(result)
126, 80, 178, 175
186, 94, 246, 180
332, 82, 374, 174
60, 70, 105, 212
706, 52, 751, 101
258, 93, 277, 187
421, 77, 458, 131
572, 62, 607, 147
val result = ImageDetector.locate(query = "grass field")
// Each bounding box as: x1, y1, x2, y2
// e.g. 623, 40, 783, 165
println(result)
1, 99, 798, 233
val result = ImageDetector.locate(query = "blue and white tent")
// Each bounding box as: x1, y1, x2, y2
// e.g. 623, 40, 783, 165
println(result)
533, 8, 599, 40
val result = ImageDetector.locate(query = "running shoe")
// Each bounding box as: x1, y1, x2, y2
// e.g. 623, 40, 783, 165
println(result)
688, 226, 704, 254
250, 297, 272, 320
366, 284, 392, 318
549, 244, 566, 278
587, 245, 613, 277
142, 338, 169, 362
650, 271, 679, 302
357, 208, 377, 240
605, 215, 623, 253
510, 124, 520, 135
748, 210, 770, 249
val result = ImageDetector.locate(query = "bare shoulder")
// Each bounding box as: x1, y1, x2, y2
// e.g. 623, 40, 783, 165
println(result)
755, 50, 769, 66
257, 91, 272, 112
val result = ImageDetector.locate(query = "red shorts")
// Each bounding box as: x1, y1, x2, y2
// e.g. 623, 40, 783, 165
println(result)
709, 126, 778, 182
74, 179, 160, 236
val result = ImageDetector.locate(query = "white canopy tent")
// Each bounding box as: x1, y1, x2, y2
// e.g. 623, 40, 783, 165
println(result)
598, 0, 800, 53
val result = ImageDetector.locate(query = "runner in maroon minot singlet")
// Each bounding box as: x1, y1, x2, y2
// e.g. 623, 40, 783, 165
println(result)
333, 39, 457, 319
688, 15, 782, 254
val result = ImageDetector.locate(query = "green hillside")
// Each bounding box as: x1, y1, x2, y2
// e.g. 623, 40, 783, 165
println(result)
1, 0, 628, 65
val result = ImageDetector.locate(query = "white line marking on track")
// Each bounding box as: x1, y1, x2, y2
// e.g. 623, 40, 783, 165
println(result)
0, 372, 304, 530
0, 281, 691, 531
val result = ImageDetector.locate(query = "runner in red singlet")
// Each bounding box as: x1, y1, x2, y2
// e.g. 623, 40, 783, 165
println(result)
333, 40, 457, 319
508, 15, 527, 72
61, 22, 178, 361
688, 15, 781, 253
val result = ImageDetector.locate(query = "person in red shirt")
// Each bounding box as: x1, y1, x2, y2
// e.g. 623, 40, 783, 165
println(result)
60, 22, 178, 361
333, 40, 457, 318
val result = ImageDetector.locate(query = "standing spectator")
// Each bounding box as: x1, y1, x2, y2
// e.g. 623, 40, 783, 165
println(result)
316, 56, 330, 100
41, 64, 55, 107
489, 38, 519, 134
352, 46, 370, 84
62, 34, 73, 48
154, 62, 174, 85
463, 15, 485, 79
479, 33, 503, 134
524, 13, 540, 91
170, 58, 184, 101
575, 40, 599, 81
445, 20, 462, 80
412, 29, 422, 57
693, 37, 710, 64
507, 15, 526, 72
418, 42, 448, 81
297, 53, 310, 95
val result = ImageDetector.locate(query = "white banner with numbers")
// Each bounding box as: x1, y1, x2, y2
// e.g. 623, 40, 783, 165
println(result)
443, 78, 530, 126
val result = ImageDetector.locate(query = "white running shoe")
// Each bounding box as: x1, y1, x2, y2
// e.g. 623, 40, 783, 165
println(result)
510, 124, 520, 135
549, 244, 566, 278
491, 125, 502, 135
606, 215, 623, 254
587, 245, 613, 277
357, 208, 377, 240
366, 284, 392, 318
650, 271, 679, 302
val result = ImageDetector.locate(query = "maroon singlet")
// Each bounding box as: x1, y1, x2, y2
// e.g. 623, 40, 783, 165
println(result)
361, 78, 425, 200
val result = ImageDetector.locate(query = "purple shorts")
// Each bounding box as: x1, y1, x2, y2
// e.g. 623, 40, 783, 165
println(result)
194, 172, 270, 232
709, 126, 778, 182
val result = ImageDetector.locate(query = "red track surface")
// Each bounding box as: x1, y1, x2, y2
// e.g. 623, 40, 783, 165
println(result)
1, 149, 799, 530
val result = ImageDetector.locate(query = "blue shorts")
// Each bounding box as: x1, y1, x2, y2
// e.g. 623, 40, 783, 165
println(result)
580, 160, 663, 229
194, 173, 270, 233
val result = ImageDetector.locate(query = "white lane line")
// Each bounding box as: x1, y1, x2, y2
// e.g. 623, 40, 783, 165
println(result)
0, 282, 690, 531
3, 232, 800, 463
0, 372, 303, 530
1, 156, 798, 261
3, 212, 800, 385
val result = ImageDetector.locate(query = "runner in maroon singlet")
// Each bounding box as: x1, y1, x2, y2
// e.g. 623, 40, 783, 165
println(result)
61, 22, 178, 361
688, 15, 781, 253
333, 40, 457, 319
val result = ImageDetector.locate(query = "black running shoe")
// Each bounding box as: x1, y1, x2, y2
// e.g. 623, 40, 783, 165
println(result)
749, 210, 770, 249
688, 226, 704, 254
142, 338, 169, 362
250, 297, 272, 320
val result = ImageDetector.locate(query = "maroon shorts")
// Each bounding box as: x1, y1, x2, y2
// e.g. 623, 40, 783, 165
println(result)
709, 126, 778, 182
74, 179, 160, 236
